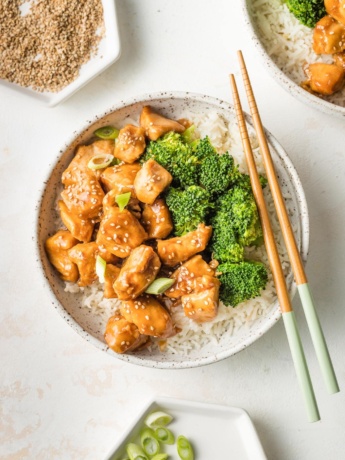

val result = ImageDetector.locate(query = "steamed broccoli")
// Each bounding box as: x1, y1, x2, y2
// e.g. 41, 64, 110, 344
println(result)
199, 153, 238, 195
234, 172, 268, 190
218, 261, 268, 307
165, 185, 211, 236
210, 221, 244, 263
193, 136, 218, 161
141, 132, 199, 187
286, 0, 326, 28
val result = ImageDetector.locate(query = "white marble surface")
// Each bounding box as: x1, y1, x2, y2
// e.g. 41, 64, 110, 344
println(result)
1, 1, 344, 459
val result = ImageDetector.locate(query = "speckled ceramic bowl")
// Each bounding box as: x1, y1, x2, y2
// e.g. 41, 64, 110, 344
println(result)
242, 0, 345, 119
36, 92, 309, 369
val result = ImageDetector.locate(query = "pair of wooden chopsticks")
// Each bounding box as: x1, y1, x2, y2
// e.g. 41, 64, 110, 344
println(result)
230, 51, 339, 423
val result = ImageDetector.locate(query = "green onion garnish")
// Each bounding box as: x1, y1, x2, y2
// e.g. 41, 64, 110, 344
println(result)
95, 255, 106, 283
176, 436, 194, 460
94, 126, 119, 139
145, 410, 173, 428
145, 279, 175, 295
151, 455, 168, 460
115, 192, 131, 211
140, 428, 160, 456
126, 443, 148, 460
88, 153, 115, 170
154, 427, 175, 445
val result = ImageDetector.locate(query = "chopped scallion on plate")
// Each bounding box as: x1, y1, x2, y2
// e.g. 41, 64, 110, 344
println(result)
140, 428, 160, 456
145, 279, 175, 295
94, 126, 119, 139
145, 410, 173, 429
116, 192, 131, 211
154, 427, 175, 444
88, 153, 115, 170
176, 435, 194, 460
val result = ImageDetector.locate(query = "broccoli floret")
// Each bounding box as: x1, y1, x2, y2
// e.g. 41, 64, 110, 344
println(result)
192, 136, 217, 161
141, 132, 199, 187
234, 172, 267, 190
165, 185, 211, 236
286, 0, 326, 28
218, 261, 268, 307
199, 153, 238, 195
210, 222, 244, 263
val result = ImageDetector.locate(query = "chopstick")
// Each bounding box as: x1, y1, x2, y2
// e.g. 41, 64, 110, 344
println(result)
237, 50, 339, 396
230, 74, 320, 423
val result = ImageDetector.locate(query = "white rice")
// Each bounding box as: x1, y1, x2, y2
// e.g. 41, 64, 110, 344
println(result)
63, 112, 291, 354
250, 0, 345, 106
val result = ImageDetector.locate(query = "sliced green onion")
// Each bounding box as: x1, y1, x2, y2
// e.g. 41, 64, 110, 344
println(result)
116, 192, 131, 211
95, 255, 106, 283
181, 125, 196, 144
140, 428, 160, 456
176, 436, 194, 460
145, 279, 175, 295
94, 126, 119, 139
145, 410, 173, 428
110, 157, 120, 166
154, 427, 175, 445
126, 443, 148, 460
151, 454, 168, 460
88, 153, 115, 170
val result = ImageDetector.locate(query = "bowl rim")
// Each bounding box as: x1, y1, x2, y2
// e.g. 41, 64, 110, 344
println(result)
35, 91, 310, 369
241, 0, 345, 119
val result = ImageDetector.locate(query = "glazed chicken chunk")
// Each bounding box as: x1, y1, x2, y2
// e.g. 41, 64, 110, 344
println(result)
105, 314, 148, 354
304, 62, 345, 95
61, 140, 112, 220
157, 223, 212, 267
45, 230, 79, 282
181, 275, 220, 323
58, 200, 94, 243
140, 106, 185, 140
313, 16, 345, 54
134, 159, 173, 204
325, 0, 345, 25
100, 163, 141, 195
104, 264, 121, 299
121, 295, 176, 338
141, 198, 173, 239
333, 51, 345, 68
68, 242, 100, 287
113, 245, 161, 300
114, 124, 146, 164
165, 255, 215, 299
96, 193, 148, 258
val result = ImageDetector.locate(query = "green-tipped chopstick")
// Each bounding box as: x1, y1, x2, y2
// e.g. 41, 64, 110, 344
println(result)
230, 74, 320, 423
237, 50, 339, 396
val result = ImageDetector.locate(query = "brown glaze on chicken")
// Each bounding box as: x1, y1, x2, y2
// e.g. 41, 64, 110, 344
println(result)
104, 264, 121, 299
313, 16, 345, 54
58, 200, 94, 243
114, 125, 146, 164
157, 223, 212, 267
68, 242, 99, 287
165, 255, 215, 299
325, 0, 345, 25
121, 295, 176, 338
96, 195, 147, 258
140, 106, 185, 141
45, 230, 79, 282
134, 159, 173, 204
333, 51, 345, 68
100, 163, 141, 196
61, 140, 112, 220
114, 245, 161, 300
105, 314, 148, 354
304, 62, 345, 95
181, 275, 220, 323
141, 198, 173, 239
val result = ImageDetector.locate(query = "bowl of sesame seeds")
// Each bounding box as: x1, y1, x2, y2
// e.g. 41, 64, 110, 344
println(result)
0, 0, 121, 107
36, 92, 309, 368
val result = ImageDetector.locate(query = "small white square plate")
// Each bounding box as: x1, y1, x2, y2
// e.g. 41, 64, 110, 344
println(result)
106, 397, 267, 460
0, 0, 121, 107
